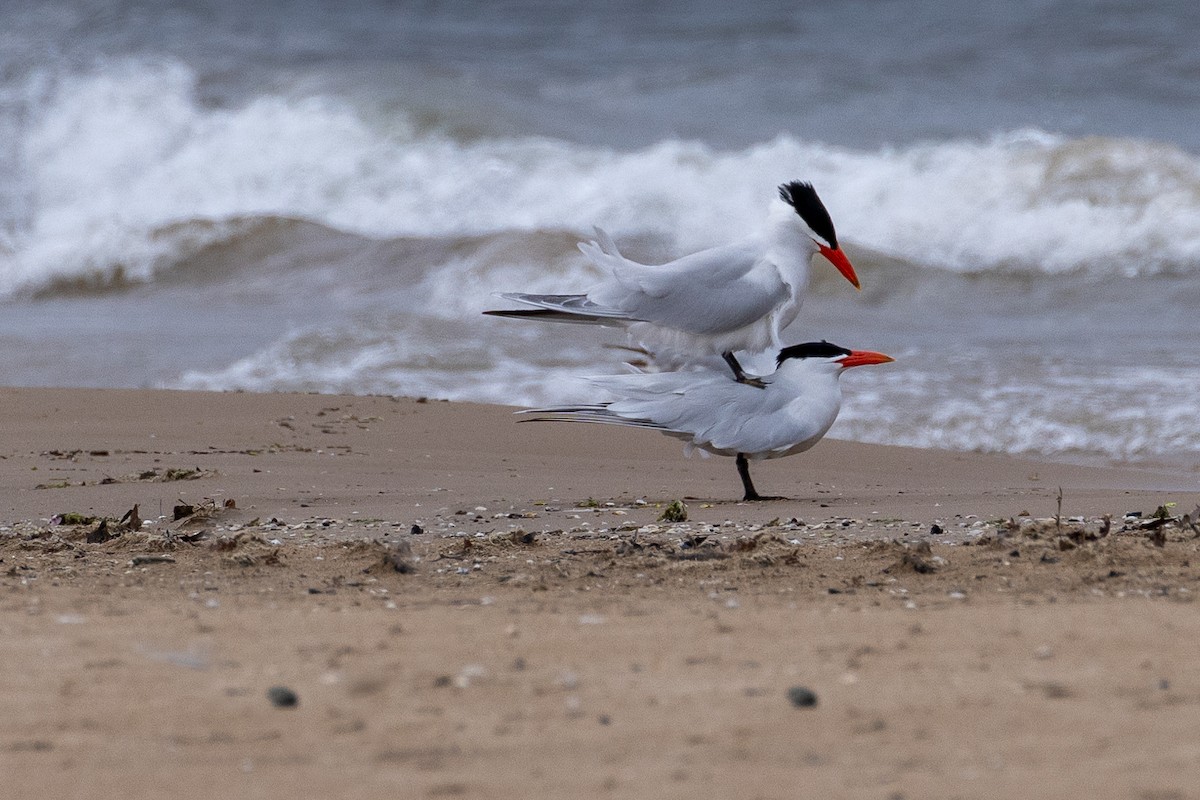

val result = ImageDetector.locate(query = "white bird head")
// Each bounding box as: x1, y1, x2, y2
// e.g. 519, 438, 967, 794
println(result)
775, 181, 861, 290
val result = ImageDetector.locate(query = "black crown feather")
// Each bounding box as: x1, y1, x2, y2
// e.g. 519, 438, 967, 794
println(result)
778, 181, 838, 249
777, 340, 851, 366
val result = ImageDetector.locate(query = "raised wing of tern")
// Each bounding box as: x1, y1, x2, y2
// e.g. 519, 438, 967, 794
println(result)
486, 182, 861, 385
520, 341, 893, 501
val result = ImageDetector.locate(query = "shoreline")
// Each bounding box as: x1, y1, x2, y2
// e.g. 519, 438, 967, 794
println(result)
1, 386, 1195, 529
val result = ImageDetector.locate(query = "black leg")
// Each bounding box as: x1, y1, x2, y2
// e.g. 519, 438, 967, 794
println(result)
737, 453, 762, 501
723, 352, 766, 389
736, 453, 783, 501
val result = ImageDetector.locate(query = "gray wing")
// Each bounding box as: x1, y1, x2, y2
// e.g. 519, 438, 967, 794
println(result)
589, 371, 808, 454
588, 241, 788, 336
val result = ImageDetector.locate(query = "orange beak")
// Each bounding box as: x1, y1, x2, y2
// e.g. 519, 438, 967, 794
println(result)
818, 243, 860, 290
838, 350, 894, 369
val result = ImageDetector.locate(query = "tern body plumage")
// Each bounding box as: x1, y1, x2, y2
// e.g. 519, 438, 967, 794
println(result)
487, 182, 860, 383
521, 341, 893, 500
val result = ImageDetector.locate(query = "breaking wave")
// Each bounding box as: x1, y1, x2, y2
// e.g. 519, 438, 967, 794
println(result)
5, 59, 1200, 299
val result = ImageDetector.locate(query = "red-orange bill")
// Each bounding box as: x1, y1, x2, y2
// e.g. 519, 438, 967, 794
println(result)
838, 350, 894, 368
818, 243, 861, 289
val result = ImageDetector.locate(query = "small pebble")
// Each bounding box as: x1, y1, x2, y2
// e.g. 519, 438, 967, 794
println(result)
266, 685, 299, 708
787, 686, 818, 708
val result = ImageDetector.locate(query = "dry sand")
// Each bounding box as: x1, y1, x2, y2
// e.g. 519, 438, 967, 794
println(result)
2, 387, 1199, 798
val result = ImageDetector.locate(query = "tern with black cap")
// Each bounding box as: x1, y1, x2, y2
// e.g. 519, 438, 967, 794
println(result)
486, 182, 860, 387
519, 341, 893, 501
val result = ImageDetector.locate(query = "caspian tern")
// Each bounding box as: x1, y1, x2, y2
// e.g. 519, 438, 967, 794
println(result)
485, 181, 860, 386
519, 341, 893, 501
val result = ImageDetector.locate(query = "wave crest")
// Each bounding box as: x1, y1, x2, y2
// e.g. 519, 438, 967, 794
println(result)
4, 59, 1200, 298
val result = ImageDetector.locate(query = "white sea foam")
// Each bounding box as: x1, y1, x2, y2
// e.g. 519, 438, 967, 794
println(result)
832, 358, 1200, 465
171, 327, 1200, 467
6, 58, 1200, 298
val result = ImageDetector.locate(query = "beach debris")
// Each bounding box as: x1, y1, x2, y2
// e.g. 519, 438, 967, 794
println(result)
86, 519, 114, 544
266, 685, 299, 708
50, 512, 97, 526
885, 540, 939, 574
615, 531, 660, 554
1184, 507, 1200, 538
727, 534, 766, 553
380, 540, 416, 573
34, 479, 77, 489
130, 554, 175, 566
1139, 503, 1175, 530
787, 686, 818, 708
410, 523, 424, 535
208, 530, 277, 554
1137, 503, 1179, 546
119, 504, 142, 531
172, 497, 231, 527
434, 537, 474, 561
59, 467, 218, 489
40, 449, 109, 461
671, 547, 727, 562
155, 467, 213, 482
659, 500, 688, 523
509, 529, 537, 545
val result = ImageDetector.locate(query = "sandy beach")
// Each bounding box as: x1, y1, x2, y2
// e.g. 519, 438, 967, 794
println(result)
2, 387, 1199, 798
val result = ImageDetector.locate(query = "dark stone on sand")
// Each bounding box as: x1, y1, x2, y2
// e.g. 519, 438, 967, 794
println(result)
267, 685, 299, 708
930, 524, 943, 535
411, 524, 424, 535
787, 686, 818, 708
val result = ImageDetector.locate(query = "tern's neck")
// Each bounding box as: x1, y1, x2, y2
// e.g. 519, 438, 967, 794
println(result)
774, 361, 842, 392
764, 203, 818, 274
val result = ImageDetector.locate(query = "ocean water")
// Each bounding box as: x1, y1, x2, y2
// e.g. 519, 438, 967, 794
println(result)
1, 0, 1198, 469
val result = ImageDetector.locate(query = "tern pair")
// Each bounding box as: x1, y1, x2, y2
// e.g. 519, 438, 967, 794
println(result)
485, 181, 893, 501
